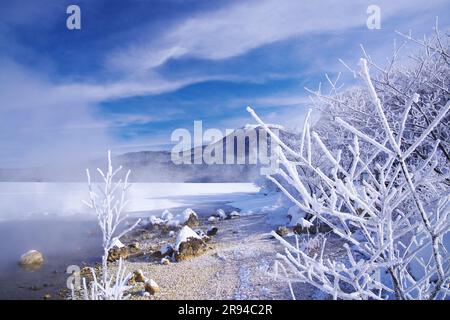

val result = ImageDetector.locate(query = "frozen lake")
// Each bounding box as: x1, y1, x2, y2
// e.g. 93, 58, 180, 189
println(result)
0, 182, 261, 221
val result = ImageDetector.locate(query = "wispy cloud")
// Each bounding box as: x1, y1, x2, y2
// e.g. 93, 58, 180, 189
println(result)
106, 0, 446, 74
0, 0, 448, 167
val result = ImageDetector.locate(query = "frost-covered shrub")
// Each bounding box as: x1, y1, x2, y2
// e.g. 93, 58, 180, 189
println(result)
247, 26, 449, 300
312, 24, 450, 182
73, 151, 140, 300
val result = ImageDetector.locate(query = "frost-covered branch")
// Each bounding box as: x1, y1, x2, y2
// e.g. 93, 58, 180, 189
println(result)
74, 151, 140, 300
248, 35, 449, 299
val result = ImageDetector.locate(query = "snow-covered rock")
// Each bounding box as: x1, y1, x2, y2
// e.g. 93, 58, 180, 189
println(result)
167, 208, 199, 228
208, 216, 218, 223
207, 226, 218, 236
108, 246, 129, 262
161, 209, 173, 222
149, 215, 165, 226
175, 226, 202, 251
174, 226, 207, 261
275, 226, 290, 237
215, 209, 227, 220
228, 211, 240, 219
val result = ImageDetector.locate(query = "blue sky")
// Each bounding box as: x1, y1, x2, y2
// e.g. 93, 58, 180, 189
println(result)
0, 0, 449, 167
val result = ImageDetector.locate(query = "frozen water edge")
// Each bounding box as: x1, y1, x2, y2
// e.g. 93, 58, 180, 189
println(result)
0, 181, 334, 299
0, 182, 260, 221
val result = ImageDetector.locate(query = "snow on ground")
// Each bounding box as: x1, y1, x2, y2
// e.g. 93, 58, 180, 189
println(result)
119, 214, 318, 300
0, 182, 260, 220
228, 193, 279, 216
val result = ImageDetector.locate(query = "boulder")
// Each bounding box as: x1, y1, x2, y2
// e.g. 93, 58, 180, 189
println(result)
293, 220, 330, 235
144, 279, 160, 295
207, 226, 218, 237
149, 215, 166, 226
19, 250, 44, 268
161, 209, 173, 222
174, 226, 207, 262
175, 238, 207, 261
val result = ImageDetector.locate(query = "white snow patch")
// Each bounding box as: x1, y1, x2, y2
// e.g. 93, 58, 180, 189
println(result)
167, 208, 198, 227
149, 215, 165, 225
159, 244, 173, 255
299, 218, 313, 228
111, 238, 125, 249
229, 193, 279, 216
148, 208, 198, 228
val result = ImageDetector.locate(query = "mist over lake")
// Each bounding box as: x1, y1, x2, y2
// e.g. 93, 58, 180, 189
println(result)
0, 182, 259, 221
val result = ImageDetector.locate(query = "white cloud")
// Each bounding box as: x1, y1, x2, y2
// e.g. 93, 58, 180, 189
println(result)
107, 0, 447, 73
1, 0, 448, 167
0, 60, 193, 167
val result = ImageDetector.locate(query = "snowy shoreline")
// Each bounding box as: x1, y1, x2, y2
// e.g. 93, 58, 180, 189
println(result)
0, 183, 275, 300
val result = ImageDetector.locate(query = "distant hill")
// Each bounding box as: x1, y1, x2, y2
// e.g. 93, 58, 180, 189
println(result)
0, 125, 300, 182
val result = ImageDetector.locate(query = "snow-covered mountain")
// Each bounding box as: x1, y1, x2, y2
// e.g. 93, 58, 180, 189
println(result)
0, 125, 300, 182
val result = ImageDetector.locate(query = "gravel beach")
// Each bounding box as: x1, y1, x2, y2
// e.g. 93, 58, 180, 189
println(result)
112, 214, 323, 300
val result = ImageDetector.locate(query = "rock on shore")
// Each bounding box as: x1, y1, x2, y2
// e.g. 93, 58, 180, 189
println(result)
174, 226, 207, 262
19, 250, 44, 268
